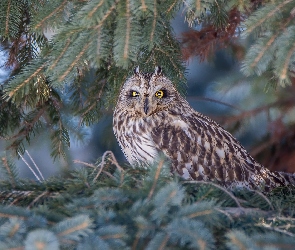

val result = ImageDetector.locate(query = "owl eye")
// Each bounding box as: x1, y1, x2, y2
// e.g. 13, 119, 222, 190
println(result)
130, 91, 140, 97
155, 90, 166, 98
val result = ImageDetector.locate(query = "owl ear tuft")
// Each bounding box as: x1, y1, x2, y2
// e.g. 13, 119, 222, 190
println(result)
154, 66, 162, 75
134, 66, 140, 74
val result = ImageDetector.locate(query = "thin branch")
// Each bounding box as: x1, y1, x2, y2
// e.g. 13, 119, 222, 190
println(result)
149, 0, 157, 43
25, 150, 45, 181
18, 152, 41, 182
34, 0, 68, 29
246, 0, 293, 34
5, 0, 11, 36
251, 189, 274, 210
88, 0, 104, 18
49, 38, 71, 71
166, 0, 178, 14
74, 159, 117, 180
158, 235, 169, 250
73, 160, 96, 168
187, 96, 243, 111
256, 221, 295, 237
183, 180, 242, 207
250, 15, 293, 69
147, 159, 165, 200
1, 156, 16, 188
280, 42, 295, 82
219, 98, 293, 126
79, 79, 107, 125
58, 42, 91, 82
93, 151, 123, 182
222, 207, 273, 218
124, 0, 131, 59
7, 63, 46, 99
27, 191, 49, 209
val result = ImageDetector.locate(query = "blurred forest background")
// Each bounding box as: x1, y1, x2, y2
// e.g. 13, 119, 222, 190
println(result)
1, 0, 295, 178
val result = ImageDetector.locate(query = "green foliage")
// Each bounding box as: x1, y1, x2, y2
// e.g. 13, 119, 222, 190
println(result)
0, 154, 295, 249
242, 0, 295, 86
0, 0, 186, 158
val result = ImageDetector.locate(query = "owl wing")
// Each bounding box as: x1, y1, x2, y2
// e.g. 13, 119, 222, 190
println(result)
150, 111, 281, 189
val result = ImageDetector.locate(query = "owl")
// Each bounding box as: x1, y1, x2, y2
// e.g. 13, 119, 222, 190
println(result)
113, 66, 295, 191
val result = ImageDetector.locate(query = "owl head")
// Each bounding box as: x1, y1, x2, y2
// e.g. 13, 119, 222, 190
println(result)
117, 66, 179, 117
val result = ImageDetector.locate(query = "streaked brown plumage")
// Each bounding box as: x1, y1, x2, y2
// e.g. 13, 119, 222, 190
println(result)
113, 66, 295, 191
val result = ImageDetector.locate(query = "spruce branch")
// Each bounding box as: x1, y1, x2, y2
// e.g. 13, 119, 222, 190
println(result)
241, 16, 293, 77
0, 156, 18, 188
166, 0, 179, 14
4, 0, 11, 36
5, 61, 47, 102
244, 0, 293, 35
0, 154, 294, 248
147, 159, 165, 200
32, 0, 68, 31
48, 38, 71, 71
58, 42, 91, 83
184, 180, 242, 207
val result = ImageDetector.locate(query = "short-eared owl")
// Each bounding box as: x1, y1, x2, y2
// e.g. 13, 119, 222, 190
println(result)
113, 66, 295, 191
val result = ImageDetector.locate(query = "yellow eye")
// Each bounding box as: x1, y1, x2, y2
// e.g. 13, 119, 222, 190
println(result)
131, 91, 140, 97
155, 90, 164, 98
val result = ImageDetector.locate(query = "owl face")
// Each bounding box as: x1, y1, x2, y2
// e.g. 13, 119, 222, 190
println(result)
118, 66, 178, 117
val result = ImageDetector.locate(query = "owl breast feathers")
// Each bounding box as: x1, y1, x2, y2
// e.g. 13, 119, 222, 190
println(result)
113, 66, 295, 191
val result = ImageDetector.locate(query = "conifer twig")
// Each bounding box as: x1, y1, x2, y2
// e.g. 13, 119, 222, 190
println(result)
256, 221, 295, 237
79, 79, 107, 125
215, 208, 234, 223
73, 160, 96, 168
148, 159, 164, 200
252, 189, 274, 210
1, 157, 16, 188
158, 234, 169, 250
183, 180, 242, 207
27, 191, 49, 209
132, 233, 141, 250
222, 207, 273, 218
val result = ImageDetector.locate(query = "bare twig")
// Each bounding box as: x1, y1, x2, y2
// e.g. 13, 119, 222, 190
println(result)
73, 160, 96, 168
93, 151, 123, 182
18, 152, 41, 182
74, 159, 117, 180
25, 150, 45, 181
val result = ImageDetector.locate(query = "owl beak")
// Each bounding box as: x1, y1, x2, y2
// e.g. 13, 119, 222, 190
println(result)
144, 97, 149, 115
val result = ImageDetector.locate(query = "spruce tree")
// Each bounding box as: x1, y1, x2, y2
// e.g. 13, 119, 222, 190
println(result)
1, 0, 295, 248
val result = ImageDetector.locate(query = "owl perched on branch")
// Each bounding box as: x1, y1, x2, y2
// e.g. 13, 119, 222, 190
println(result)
113, 66, 295, 191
